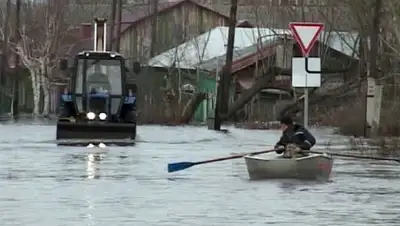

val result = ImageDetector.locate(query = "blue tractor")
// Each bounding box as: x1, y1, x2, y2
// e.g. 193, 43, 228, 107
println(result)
56, 18, 139, 146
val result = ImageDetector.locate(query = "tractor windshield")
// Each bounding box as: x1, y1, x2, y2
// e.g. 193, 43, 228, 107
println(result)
75, 58, 122, 95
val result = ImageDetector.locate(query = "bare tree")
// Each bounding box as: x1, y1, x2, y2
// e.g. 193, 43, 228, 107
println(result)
1, 1, 74, 116
115, 0, 123, 52
268, 0, 397, 136
0, 0, 11, 87
11, 0, 21, 118
108, 0, 117, 51
149, 0, 158, 57
65, 1, 111, 25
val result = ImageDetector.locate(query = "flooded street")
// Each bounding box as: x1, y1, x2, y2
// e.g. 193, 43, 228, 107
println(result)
0, 122, 399, 226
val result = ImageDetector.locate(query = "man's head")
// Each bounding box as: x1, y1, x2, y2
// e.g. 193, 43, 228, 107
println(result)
279, 115, 293, 131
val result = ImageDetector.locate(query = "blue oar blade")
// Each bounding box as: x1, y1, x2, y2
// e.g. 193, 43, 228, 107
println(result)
168, 162, 195, 172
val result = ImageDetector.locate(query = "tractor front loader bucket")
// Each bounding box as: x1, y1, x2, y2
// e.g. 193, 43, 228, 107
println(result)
56, 121, 136, 146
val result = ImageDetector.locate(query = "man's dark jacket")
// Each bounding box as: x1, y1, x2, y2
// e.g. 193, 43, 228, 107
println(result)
274, 124, 316, 154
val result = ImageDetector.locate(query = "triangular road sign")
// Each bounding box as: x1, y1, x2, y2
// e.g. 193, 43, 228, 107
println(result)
289, 22, 324, 56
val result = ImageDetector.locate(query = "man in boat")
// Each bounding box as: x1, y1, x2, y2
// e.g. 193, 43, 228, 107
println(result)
274, 115, 316, 158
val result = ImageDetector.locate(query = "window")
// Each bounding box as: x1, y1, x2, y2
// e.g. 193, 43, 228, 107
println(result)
75, 59, 84, 94
75, 58, 123, 95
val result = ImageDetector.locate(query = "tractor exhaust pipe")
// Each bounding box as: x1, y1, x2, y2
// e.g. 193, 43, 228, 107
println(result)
93, 18, 107, 52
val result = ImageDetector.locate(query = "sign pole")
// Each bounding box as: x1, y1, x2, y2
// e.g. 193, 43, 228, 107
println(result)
304, 54, 309, 129
304, 84, 308, 128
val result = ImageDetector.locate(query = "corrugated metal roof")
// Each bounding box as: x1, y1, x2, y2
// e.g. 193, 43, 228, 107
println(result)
147, 27, 289, 70
148, 27, 359, 70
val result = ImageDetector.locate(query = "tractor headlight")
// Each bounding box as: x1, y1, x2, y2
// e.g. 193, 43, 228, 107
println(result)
99, 113, 107, 120
87, 112, 96, 120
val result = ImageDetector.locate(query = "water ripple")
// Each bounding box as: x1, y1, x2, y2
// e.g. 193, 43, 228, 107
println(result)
0, 125, 398, 225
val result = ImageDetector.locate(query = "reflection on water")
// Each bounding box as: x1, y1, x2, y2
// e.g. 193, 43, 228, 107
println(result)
62, 152, 107, 180
85, 195, 94, 226
84, 153, 106, 225
86, 152, 106, 180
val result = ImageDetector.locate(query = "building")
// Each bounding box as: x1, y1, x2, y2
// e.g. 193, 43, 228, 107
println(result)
147, 26, 292, 122
70, 0, 231, 65
118, 0, 230, 63
147, 26, 360, 123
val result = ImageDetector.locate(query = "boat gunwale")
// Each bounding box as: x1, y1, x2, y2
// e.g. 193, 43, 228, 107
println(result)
244, 153, 333, 162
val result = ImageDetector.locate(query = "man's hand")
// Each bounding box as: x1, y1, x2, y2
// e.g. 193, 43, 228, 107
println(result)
274, 145, 285, 154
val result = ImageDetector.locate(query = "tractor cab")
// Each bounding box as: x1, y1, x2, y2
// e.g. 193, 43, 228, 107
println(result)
69, 51, 126, 120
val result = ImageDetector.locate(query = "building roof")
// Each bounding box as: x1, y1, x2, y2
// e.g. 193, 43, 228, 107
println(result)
147, 26, 290, 70
147, 27, 360, 71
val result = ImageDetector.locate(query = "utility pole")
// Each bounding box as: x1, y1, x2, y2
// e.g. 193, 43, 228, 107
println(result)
149, 0, 158, 57
211, 0, 237, 131
109, 0, 117, 51
115, 0, 122, 52
220, 0, 237, 115
12, 0, 21, 119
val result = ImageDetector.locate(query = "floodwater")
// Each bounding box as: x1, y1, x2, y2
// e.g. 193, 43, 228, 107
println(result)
0, 122, 399, 226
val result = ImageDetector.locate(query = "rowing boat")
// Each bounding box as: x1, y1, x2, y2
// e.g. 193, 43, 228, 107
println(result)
244, 152, 333, 180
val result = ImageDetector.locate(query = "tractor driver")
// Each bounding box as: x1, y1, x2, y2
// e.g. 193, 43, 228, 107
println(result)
88, 63, 111, 93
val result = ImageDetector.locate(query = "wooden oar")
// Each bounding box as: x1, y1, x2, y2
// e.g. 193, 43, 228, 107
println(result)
167, 149, 277, 173
308, 150, 400, 163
